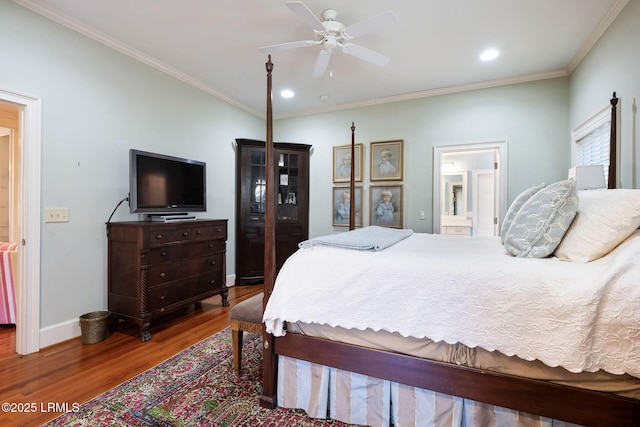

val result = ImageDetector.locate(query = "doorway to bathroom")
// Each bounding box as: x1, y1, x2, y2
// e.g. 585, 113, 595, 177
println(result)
433, 141, 507, 237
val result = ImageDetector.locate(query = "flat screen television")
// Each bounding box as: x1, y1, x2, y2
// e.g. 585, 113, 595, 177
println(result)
129, 149, 206, 214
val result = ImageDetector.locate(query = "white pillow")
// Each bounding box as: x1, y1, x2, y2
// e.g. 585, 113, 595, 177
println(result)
555, 189, 640, 262
504, 179, 578, 258
500, 183, 545, 243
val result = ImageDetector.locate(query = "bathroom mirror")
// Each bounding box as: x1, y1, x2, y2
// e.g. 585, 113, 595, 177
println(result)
441, 172, 466, 217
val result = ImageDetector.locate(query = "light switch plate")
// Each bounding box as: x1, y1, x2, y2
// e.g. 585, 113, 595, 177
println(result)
45, 208, 69, 223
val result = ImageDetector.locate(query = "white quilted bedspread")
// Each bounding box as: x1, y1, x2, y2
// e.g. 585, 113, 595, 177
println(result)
263, 231, 640, 378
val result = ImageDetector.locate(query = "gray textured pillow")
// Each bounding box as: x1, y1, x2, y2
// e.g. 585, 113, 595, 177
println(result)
500, 183, 545, 243
504, 179, 578, 258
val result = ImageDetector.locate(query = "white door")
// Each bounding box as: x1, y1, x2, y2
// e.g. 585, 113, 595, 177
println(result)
474, 170, 496, 236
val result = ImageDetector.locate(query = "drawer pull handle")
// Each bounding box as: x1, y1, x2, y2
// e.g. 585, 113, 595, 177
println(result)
210, 260, 216, 265
159, 272, 166, 278
156, 234, 163, 240
161, 251, 167, 257
183, 231, 189, 237
196, 230, 202, 235
208, 244, 214, 248
210, 280, 216, 285
160, 295, 166, 300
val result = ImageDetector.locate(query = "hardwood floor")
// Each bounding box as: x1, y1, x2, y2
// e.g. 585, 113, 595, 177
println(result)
0, 284, 262, 427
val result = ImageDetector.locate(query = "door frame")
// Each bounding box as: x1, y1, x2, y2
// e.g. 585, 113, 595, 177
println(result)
1, 88, 42, 355
433, 141, 507, 235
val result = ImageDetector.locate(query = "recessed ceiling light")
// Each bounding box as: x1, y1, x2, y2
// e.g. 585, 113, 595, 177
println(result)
280, 89, 295, 98
480, 48, 500, 61
319, 94, 330, 102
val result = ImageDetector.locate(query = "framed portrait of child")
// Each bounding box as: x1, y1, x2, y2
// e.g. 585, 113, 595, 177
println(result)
370, 140, 403, 181
333, 143, 363, 183
332, 186, 363, 227
370, 185, 403, 228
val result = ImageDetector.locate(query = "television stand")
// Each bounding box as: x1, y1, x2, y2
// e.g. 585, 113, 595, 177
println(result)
107, 219, 228, 341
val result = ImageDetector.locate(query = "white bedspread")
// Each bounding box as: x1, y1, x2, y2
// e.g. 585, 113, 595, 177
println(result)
263, 231, 640, 378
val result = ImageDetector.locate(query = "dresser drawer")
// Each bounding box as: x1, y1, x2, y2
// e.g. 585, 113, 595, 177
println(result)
148, 272, 224, 311
148, 222, 227, 247
148, 240, 224, 264
149, 226, 195, 246
148, 253, 223, 286
442, 226, 471, 236
192, 223, 227, 241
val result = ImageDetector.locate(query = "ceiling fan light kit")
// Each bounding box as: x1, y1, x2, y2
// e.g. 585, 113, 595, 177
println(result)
258, 1, 398, 78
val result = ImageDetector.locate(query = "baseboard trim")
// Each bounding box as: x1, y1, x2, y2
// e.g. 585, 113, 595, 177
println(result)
226, 273, 236, 287
39, 274, 238, 349
39, 317, 82, 349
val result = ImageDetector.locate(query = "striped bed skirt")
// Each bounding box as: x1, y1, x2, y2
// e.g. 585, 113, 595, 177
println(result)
0, 242, 18, 324
277, 356, 583, 427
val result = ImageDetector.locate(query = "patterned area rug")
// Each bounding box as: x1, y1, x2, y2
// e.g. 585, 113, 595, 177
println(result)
45, 328, 354, 426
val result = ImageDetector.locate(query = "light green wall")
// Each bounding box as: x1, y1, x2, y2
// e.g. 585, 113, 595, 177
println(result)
569, 0, 640, 189
275, 78, 570, 237
0, 1, 264, 327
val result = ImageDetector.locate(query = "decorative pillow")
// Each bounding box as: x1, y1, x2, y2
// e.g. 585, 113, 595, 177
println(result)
555, 189, 640, 262
504, 179, 578, 258
500, 183, 545, 243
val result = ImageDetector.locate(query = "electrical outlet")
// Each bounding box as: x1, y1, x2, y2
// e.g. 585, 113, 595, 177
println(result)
45, 208, 69, 223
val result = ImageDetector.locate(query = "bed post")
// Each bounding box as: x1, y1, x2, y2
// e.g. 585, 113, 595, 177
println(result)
609, 91, 618, 189
261, 55, 277, 409
349, 122, 356, 231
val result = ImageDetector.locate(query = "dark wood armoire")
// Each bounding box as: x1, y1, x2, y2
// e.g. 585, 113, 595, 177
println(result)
235, 138, 310, 284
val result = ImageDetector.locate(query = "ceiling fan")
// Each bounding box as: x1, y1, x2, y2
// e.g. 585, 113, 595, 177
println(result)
259, 1, 398, 78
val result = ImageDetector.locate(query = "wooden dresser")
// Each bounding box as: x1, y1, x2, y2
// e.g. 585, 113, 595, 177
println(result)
107, 219, 228, 341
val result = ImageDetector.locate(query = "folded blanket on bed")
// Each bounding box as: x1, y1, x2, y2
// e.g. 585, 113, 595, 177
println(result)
298, 226, 413, 251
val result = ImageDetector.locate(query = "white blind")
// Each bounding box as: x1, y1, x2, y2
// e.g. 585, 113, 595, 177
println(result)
575, 118, 610, 187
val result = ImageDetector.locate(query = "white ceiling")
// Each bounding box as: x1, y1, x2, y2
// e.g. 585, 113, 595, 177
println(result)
14, 0, 626, 119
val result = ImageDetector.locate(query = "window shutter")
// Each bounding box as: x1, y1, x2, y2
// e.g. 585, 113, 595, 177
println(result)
573, 107, 611, 187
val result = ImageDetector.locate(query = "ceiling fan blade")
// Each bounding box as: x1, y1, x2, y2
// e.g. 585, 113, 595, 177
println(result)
341, 43, 390, 67
258, 40, 319, 53
312, 50, 332, 78
286, 1, 325, 33
342, 10, 398, 40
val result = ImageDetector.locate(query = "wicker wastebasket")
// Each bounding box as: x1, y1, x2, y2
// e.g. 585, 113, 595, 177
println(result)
79, 311, 110, 344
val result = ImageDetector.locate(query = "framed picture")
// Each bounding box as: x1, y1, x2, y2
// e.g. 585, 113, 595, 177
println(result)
333, 143, 363, 183
370, 185, 403, 228
332, 186, 363, 227
370, 139, 403, 181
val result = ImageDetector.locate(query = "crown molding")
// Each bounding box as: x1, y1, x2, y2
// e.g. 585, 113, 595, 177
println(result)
12, 0, 263, 118
273, 70, 569, 120
12, 0, 620, 121
566, 0, 628, 73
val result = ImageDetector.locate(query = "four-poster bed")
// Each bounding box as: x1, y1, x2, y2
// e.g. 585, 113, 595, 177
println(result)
259, 56, 639, 426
